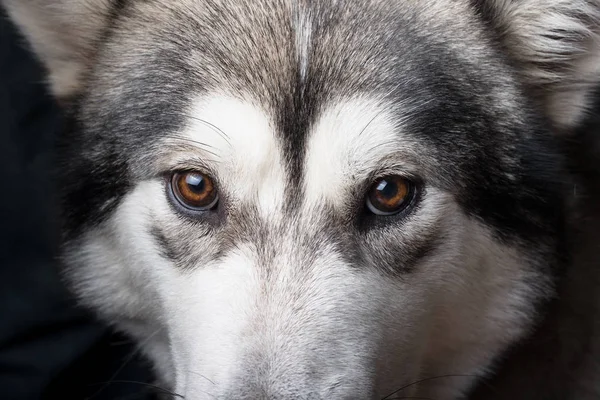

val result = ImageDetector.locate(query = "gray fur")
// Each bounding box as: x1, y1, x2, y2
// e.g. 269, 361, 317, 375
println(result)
3, 0, 600, 399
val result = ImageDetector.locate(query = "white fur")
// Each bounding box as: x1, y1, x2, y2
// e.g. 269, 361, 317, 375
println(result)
67, 184, 542, 398
293, 2, 312, 83
303, 97, 417, 209
175, 94, 287, 216
62, 94, 545, 399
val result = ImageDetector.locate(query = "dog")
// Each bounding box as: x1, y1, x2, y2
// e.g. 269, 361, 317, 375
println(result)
3, 0, 600, 398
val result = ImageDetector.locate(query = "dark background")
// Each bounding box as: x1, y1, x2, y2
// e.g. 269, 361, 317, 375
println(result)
0, 9, 154, 400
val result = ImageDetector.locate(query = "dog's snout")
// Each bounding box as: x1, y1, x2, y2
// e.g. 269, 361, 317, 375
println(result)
174, 248, 418, 399
201, 366, 375, 400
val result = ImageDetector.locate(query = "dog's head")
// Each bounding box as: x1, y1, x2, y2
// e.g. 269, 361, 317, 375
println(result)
4, 0, 599, 398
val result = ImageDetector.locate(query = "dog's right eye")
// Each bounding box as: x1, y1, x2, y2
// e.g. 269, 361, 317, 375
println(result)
170, 171, 219, 211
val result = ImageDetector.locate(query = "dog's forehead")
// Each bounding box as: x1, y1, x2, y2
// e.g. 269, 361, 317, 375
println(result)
167, 93, 415, 216
107, 0, 486, 186
92, 0, 500, 170
99, 0, 488, 125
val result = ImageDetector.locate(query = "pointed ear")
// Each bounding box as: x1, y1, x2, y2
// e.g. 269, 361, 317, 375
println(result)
2, 0, 116, 98
476, 0, 600, 130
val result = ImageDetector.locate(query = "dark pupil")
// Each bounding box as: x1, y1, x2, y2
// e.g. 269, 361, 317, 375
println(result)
185, 174, 206, 193
376, 179, 398, 199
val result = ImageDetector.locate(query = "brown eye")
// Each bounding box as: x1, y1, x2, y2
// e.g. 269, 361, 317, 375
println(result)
171, 171, 218, 211
366, 176, 413, 216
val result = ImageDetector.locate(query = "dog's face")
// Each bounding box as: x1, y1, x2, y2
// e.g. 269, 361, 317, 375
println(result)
5, 0, 599, 398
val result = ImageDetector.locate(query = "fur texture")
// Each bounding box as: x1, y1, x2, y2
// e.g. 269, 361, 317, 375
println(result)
3, 0, 600, 398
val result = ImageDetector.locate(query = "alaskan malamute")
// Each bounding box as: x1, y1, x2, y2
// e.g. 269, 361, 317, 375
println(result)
4, 0, 600, 398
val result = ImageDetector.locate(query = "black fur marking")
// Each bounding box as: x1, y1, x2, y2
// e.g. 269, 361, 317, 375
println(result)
400, 58, 565, 257
59, 45, 194, 236
353, 221, 445, 277
277, 71, 316, 213
468, 0, 498, 30
57, 110, 132, 239
150, 224, 180, 261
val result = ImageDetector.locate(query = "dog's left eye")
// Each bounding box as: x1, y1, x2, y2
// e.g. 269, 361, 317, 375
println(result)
170, 171, 219, 211
366, 176, 414, 216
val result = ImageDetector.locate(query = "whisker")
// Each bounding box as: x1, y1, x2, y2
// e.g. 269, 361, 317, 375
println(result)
186, 115, 232, 144
167, 134, 218, 150
358, 109, 387, 137
381, 374, 478, 400
86, 329, 162, 400
87, 380, 184, 399
165, 134, 221, 158
161, 111, 232, 147
188, 370, 217, 386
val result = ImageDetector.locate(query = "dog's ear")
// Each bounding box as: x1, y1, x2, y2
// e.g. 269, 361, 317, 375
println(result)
2, 0, 115, 98
476, 0, 600, 130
